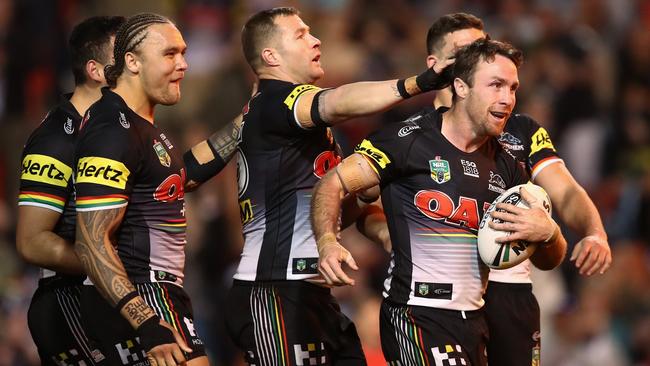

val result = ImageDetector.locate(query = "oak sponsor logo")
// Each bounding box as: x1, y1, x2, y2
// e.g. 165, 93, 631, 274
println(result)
354, 139, 391, 169
76, 157, 130, 189
21, 154, 72, 187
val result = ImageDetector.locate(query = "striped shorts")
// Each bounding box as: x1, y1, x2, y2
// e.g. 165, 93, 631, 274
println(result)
380, 299, 488, 366
28, 282, 107, 365
80, 282, 205, 365
225, 280, 366, 366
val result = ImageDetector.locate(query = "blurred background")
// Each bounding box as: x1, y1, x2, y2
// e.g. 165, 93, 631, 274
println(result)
0, 0, 648, 365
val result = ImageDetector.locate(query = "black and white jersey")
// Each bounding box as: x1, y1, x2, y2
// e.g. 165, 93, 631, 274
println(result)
74, 88, 187, 285
355, 108, 528, 310
19, 96, 83, 282
490, 114, 563, 283
234, 79, 341, 281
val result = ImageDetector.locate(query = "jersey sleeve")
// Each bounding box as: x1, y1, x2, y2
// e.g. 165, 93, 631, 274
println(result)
19, 119, 74, 213
74, 112, 138, 212
353, 122, 415, 184
519, 115, 563, 180
261, 84, 323, 135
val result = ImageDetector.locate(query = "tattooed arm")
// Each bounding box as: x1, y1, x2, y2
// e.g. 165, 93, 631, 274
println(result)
75, 208, 191, 358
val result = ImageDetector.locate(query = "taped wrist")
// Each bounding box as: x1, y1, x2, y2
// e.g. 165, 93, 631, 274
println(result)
310, 90, 331, 127
396, 79, 411, 99
183, 148, 226, 184
136, 315, 176, 352
115, 291, 139, 311
316, 233, 338, 255
415, 67, 450, 92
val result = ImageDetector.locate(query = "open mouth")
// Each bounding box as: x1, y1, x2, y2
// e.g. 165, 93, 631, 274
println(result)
312, 54, 321, 63
490, 111, 508, 120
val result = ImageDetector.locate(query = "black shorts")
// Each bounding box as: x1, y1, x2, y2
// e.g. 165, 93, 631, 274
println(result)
225, 280, 366, 366
80, 282, 206, 365
380, 299, 488, 366
28, 280, 107, 365
484, 281, 540, 366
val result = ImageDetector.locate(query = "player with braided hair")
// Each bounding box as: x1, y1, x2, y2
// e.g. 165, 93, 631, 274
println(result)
74, 13, 208, 366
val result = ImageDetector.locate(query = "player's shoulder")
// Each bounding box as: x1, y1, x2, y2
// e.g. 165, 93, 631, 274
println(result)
370, 107, 437, 142
257, 79, 320, 109
80, 90, 136, 137
502, 113, 542, 137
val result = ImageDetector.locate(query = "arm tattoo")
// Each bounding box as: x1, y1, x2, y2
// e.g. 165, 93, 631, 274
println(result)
123, 297, 156, 327
207, 117, 242, 161
75, 207, 136, 306
391, 83, 401, 98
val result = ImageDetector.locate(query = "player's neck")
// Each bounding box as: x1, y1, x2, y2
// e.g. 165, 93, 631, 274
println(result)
113, 80, 155, 123
442, 106, 490, 153
69, 83, 103, 117
433, 87, 452, 110
258, 67, 312, 85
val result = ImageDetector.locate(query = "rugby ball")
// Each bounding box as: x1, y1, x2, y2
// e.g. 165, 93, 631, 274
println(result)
477, 183, 552, 269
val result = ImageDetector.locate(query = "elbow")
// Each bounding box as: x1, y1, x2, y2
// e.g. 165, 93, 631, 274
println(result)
16, 235, 37, 264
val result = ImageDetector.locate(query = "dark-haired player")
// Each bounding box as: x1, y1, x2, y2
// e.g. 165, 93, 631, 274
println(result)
214, 6, 453, 365
17, 16, 125, 365
73, 13, 208, 366
311, 39, 568, 366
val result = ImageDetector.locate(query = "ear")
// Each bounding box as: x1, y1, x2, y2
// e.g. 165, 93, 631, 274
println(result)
124, 52, 140, 74
261, 47, 280, 67
453, 78, 469, 99
85, 60, 104, 83
426, 54, 438, 69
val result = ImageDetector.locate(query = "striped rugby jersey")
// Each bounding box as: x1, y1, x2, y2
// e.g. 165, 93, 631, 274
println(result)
19, 96, 84, 282
489, 113, 563, 284
356, 108, 528, 310
74, 88, 186, 285
234, 79, 341, 281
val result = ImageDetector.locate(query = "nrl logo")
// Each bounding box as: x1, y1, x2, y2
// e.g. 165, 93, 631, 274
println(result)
119, 112, 130, 129
64, 117, 74, 135
429, 156, 451, 184
153, 140, 171, 167
418, 283, 429, 296
296, 259, 306, 271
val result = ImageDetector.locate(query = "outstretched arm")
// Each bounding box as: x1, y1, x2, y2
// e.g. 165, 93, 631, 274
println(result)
311, 153, 380, 286
17, 206, 84, 274
75, 208, 191, 363
534, 163, 611, 275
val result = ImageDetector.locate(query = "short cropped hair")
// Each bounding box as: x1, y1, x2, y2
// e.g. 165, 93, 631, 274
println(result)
104, 13, 172, 88
69, 16, 125, 85
426, 13, 484, 56
241, 7, 299, 72
450, 38, 523, 95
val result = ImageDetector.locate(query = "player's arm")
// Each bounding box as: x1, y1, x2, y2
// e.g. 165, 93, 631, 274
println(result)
75, 207, 191, 360
489, 186, 567, 270
356, 200, 392, 253
184, 113, 243, 191
534, 163, 611, 275
16, 206, 84, 274
294, 60, 454, 128
311, 153, 380, 286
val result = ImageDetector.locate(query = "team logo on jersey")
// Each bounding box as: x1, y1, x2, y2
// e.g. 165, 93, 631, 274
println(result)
488, 171, 506, 193
21, 154, 72, 187
415, 282, 453, 299
64, 117, 74, 134
418, 283, 429, 296
429, 156, 451, 184
460, 159, 479, 178
498, 132, 524, 151
292, 258, 318, 274
76, 157, 130, 189
283, 84, 320, 110
355, 140, 391, 169
398, 124, 420, 137
153, 140, 171, 167
530, 127, 556, 155
119, 111, 130, 129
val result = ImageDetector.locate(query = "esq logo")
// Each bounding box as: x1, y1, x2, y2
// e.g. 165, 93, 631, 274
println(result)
76, 157, 130, 189
414, 190, 490, 230
21, 154, 71, 187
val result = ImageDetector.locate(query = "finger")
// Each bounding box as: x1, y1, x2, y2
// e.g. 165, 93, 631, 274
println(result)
575, 243, 592, 268
345, 253, 359, 271
319, 262, 337, 285
600, 255, 613, 274
168, 326, 192, 354
519, 187, 537, 206
172, 346, 187, 364
318, 267, 334, 286
578, 250, 596, 275
570, 242, 582, 261
495, 203, 525, 215
583, 251, 602, 276
326, 257, 348, 285
490, 210, 518, 223
164, 352, 177, 366
494, 234, 515, 243
332, 263, 355, 286
148, 355, 158, 366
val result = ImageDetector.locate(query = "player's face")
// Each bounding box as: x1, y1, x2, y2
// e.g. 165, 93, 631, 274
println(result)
137, 23, 188, 106
464, 55, 519, 137
274, 14, 323, 84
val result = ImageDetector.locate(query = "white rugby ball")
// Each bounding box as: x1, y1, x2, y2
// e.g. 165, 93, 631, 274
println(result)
478, 183, 552, 269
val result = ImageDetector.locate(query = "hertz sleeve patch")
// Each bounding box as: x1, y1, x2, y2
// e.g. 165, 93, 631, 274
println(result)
76, 157, 130, 190
283, 84, 320, 110
354, 139, 392, 169
21, 154, 72, 187
529, 127, 556, 156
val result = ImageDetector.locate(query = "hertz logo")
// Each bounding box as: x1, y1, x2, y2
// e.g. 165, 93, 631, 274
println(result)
530, 127, 556, 156
283, 84, 320, 110
21, 154, 72, 187
76, 157, 130, 189
354, 140, 391, 169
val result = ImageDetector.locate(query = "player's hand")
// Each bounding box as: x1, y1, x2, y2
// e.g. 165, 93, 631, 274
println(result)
489, 187, 558, 244
570, 234, 611, 275
142, 319, 191, 366
416, 57, 456, 91
317, 235, 358, 286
